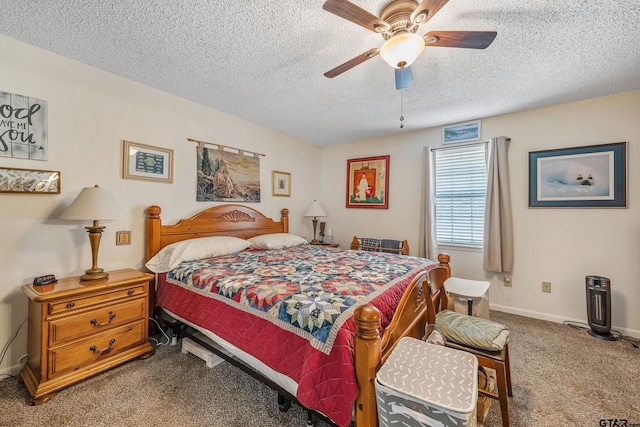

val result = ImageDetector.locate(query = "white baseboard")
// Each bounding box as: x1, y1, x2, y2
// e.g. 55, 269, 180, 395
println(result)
490, 303, 640, 338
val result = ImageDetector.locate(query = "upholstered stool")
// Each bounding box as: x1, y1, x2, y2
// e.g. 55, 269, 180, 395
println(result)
436, 310, 512, 427
427, 267, 512, 427
445, 277, 490, 319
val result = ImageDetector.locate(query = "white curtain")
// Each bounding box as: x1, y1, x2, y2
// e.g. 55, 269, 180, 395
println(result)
483, 136, 514, 272
419, 146, 438, 260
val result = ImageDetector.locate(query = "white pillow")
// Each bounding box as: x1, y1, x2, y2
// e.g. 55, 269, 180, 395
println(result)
145, 236, 250, 273
247, 233, 306, 250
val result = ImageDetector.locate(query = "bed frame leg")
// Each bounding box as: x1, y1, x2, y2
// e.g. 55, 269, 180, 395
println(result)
306, 410, 316, 426
277, 393, 291, 412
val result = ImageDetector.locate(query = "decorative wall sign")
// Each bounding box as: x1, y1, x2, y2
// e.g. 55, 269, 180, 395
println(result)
0, 90, 48, 160
346, 155, 389, 209
122, 140, 173, 183
0, 167, 60, 193
443, 120, 481, 144
529, 142, 626, 208
196, 142, 261, 202
272, 170, 291, 197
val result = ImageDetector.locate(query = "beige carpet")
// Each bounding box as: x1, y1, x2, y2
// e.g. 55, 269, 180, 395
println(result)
1, 311, 638, 427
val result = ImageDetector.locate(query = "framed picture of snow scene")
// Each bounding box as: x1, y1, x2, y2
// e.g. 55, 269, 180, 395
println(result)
528, 142, 626, 208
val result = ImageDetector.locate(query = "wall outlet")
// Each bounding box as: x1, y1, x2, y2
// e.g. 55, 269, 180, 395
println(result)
504, 276, 512, 287
542, 281, 551, 293
116, 230, 131, 246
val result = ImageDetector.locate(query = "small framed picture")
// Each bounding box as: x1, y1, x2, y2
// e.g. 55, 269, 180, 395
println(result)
272, 170, 291, 197
529, 142, 627, 208
443, 120, 481, 144
346, 155, 389, 209
122, 140, 173, 183
0, 167, 60, 193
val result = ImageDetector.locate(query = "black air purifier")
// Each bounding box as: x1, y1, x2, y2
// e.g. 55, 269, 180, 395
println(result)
585, 275, 614, 340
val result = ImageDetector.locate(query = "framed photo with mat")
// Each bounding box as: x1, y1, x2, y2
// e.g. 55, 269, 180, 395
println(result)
528, 142, 626, 208
346, 155, 389, 209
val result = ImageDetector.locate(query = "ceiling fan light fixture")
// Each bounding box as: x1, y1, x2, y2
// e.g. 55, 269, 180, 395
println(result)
380, 32, 425, 69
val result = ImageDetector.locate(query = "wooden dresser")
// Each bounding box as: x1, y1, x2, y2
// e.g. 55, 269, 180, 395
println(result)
20, 269, 155, 405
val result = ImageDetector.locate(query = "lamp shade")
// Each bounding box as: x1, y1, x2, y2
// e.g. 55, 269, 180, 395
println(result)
60, 185, 126, 221
380, 32, 426, 69
303, 200, 327, 218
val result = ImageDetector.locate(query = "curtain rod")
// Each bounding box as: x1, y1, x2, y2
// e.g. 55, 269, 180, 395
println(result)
188, 138, 265, 157
430, 137, 510, 152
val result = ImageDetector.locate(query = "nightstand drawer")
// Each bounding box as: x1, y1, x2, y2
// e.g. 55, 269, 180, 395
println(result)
49, 298, 146, 346
48, 285, 146, 315
49, 320, 147, 378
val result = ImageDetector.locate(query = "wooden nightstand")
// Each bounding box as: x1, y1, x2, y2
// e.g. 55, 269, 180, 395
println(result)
20, 268, 155, 405
310, 242, 340, 248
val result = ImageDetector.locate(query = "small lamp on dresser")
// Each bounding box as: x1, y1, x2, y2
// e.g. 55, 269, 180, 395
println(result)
60, 185, 126, 281
303, 200, 327, 244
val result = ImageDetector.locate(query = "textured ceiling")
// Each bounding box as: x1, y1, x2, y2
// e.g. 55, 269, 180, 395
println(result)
1, 0, 639, 146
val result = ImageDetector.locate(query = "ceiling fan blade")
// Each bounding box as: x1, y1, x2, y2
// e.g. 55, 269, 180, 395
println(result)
324, 48, 380, 78
411, 0, 450, 25
395, 66, 413, 90
424, 31, 497, 49
323, 0, 391, 33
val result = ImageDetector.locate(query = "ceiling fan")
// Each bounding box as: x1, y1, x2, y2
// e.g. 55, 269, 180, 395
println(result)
323, 0, 497, 88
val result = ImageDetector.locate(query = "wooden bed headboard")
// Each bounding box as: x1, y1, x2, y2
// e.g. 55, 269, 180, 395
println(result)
145, 204, 289, 262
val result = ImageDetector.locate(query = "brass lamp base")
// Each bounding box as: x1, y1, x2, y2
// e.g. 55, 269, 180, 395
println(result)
310, 217, 319, 244
80, 222, 109, 282
80, 269, 109, 281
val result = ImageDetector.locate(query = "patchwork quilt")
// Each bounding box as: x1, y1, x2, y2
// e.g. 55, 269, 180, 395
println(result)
157, 244, 435, 427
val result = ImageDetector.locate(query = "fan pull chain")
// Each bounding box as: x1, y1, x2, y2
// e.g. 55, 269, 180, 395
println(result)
399, 65, 405, 129
400, 90, 405, 129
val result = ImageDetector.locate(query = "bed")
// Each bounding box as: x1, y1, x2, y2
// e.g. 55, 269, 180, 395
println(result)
145, 204, 451, 427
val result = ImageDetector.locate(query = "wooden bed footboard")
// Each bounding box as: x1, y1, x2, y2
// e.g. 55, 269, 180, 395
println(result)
353, 253, 451, 427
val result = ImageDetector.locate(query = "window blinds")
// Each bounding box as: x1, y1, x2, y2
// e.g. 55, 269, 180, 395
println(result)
434, 144, 487, 247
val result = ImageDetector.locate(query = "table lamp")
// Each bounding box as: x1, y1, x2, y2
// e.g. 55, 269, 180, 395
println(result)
303, 200, 327, 244
60, 185, 126, 281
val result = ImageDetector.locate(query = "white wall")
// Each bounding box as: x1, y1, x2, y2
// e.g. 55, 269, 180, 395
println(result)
321, 90, 640, 337
2, 32, 639, 376
0, 35, 321, 374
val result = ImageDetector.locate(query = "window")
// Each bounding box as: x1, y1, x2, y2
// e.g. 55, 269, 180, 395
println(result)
434, 144, 488, 248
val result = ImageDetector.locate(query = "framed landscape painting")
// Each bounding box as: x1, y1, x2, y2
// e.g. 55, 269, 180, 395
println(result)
529, 142, 626, 208
196, 144, 260, 202
443, 120, 481, 144
346, 155, 389, 209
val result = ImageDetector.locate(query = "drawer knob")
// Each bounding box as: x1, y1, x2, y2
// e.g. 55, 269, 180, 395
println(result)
66, 302, 75, 308
89, 339, 116, 354
90, 312, 116, 327
127, 289, 135, 295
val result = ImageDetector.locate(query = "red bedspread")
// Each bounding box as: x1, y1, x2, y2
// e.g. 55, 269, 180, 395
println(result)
156, 245, 435, 426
